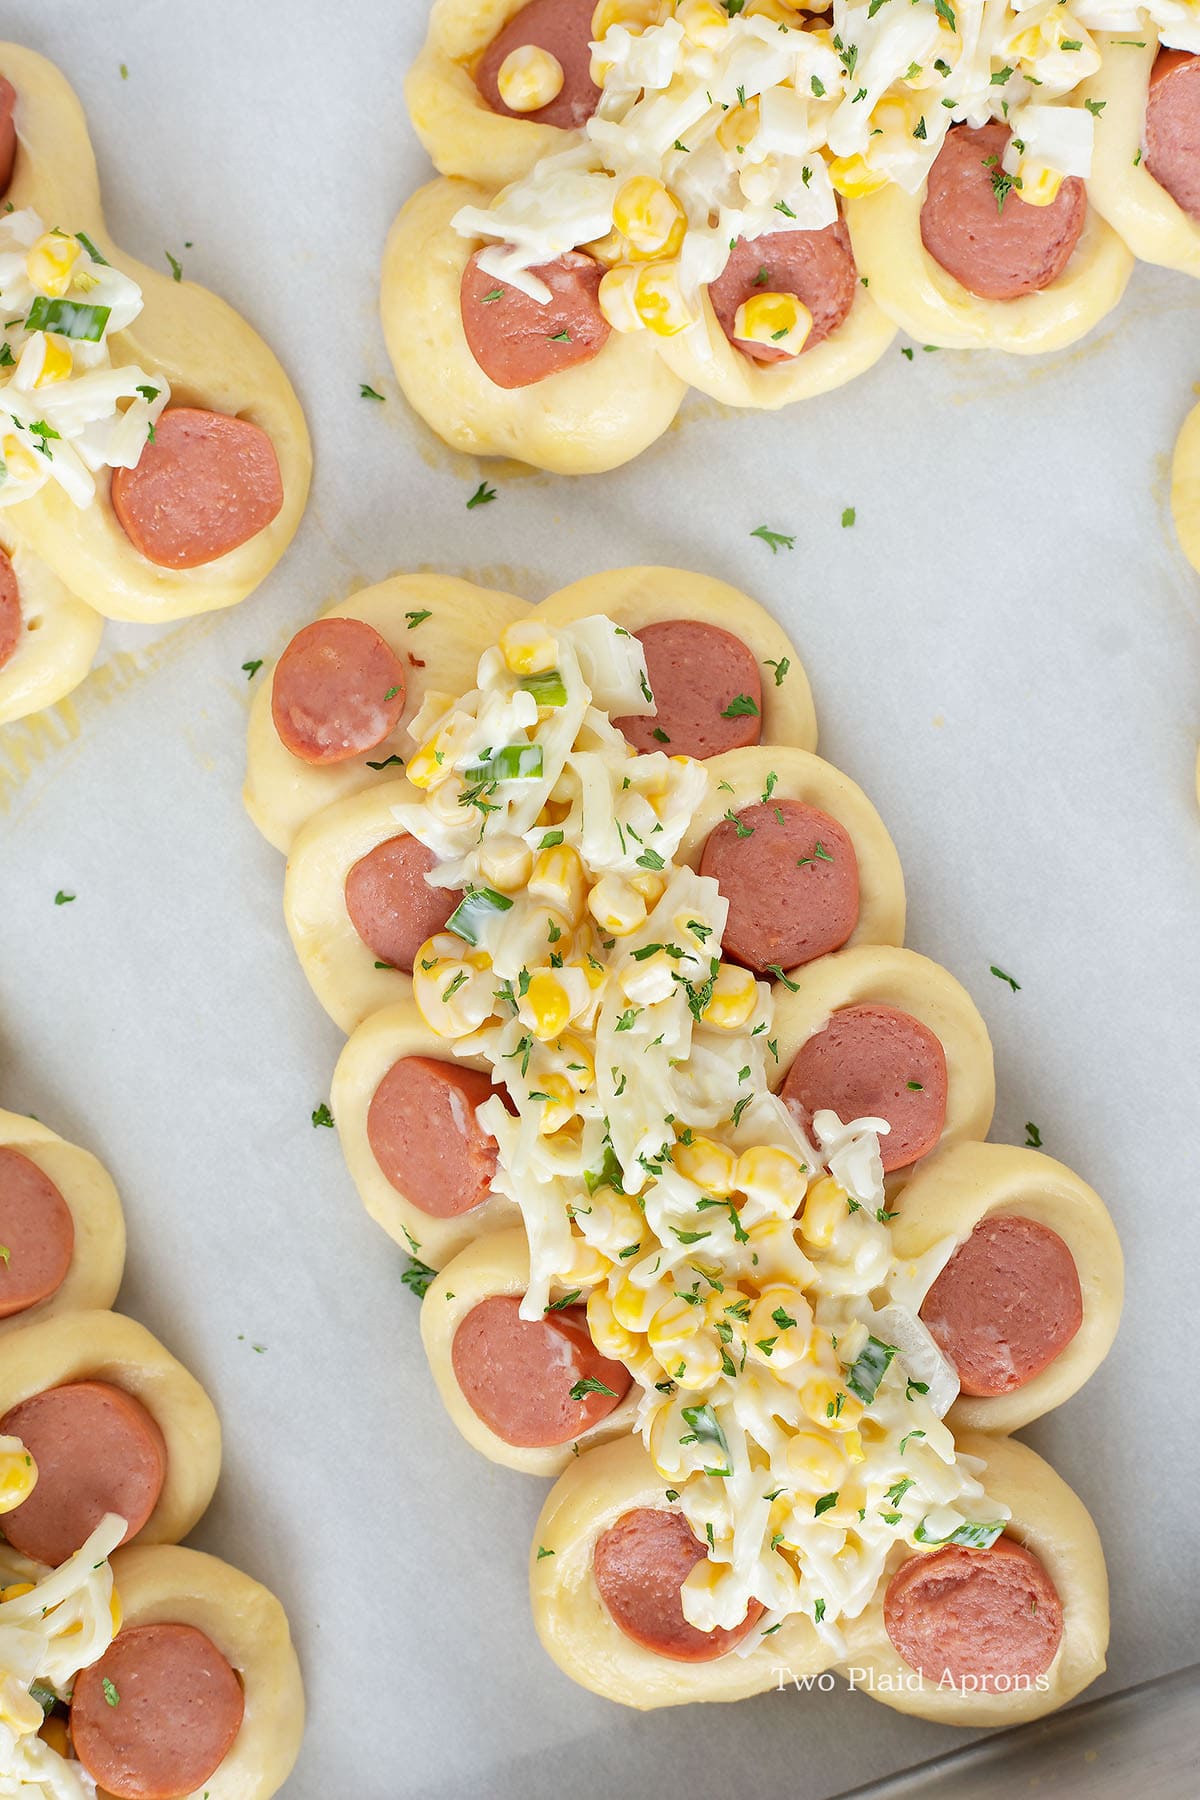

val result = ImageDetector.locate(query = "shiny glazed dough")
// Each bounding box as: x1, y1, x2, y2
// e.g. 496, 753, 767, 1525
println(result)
0, 1109, 125, 1336
381, 177, 687, 475
244, 573, 531, 853
0, 43, 311, 624
0, 1308, 221, 1547
838, 1431, 1109, 1726
0, 529, 104, 727
107, 1543, 304, 1800
421, 1229, 640, 1474
1081, 34, 1200, 279
890, 1141, 1124, 1435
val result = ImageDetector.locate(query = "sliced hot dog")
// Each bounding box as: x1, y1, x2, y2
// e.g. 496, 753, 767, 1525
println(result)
884, 1536, 1064, 1686
474, 0, 601, 130
708, 224, 858, 363
272, 618, 407, 766
368, 1056, 505, 1217
110, 407, 283, 570
780, 1004, 948, 1172
71, 1622, 244, 1800
0, 1381, 166, 1565
920, 121, 1086, 301
343, 836, 461, 973
612, 621, 764, 758
0, 546, 21, 672
593, 1508, 764, 1660
460, 250, 611, 389
1145, 50, 1200, 223
451, 1294, 631, 1447
0, 78, 16, 198
0, 1146, 75, 1319
919, 1214, 1083, 1397
699, 800, 860, 974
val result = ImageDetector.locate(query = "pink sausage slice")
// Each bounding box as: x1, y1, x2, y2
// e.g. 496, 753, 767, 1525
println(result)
699, 800, 860, 974
920, 121, 1086, 301
920, 1214, 1083, 1397
0, 1381, 167, 1565
0, 78, 16, 197
343, 836, 461, 973
461, 249, 611, 389
272, 617, 407, 766
0, 1146, 75, 1319
110, 407, 284, 570
0, 547, 22, 672
452, 1294, 631, 1447
612, 620, 764, 758
593, 1508, 765, 1660
885, 1537, 1064, 1686
474, 0, 601, 131
780, 1004, 948, 1172
1145, 50, 1200, 223
71, 1622, 244, 1800
368, 1056, 506, 1217
708, 224, 858, 363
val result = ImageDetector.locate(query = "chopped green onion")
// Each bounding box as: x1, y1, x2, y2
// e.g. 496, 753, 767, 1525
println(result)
846, 1335, 897, 1404
584, 1142, 625, 1196
445, 885, 514, 946
25, 297, 111, 341
464, 744, 544, 784
75, 231, 109, 265
520, 670, 568, 707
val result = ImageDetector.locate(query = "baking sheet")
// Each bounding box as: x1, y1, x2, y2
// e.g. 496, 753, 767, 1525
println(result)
1, 3, 1199, 1796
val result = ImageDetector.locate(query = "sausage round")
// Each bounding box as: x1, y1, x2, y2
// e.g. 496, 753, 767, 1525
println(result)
884, 1536, 1064, 1685
919, 1213, 1083, 1397
612, 621, 764, 758
368, 1056, 505, 1217
343, 836, 461, 973
780, 1003, 948, 1172
474, 0, 601, 130
0, 1146, 75, 1319
0, 1381, 167, 1565
593, 1507, 764, 1660
699, 800, 860, 974
460, 249, 611, 389
0, 546, 21, 672
451, 1294, 631, 1447
0, 78, 16, 197
920, 122, 1086, 301
71, 1622, 244, 1800
110, 407, 284, 570
1145, 49, 1200, 223
271, 618, 407, 765
708, 224, 858, 363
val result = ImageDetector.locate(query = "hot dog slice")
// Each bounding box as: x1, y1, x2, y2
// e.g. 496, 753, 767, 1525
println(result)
884, 1536, 1064, 1686
461, 250, 611, 389
110, 407, 284, 570
920, 122, 1086, 301
452, 1294, 631, 1447
71, 1622, 244, 1800
699, 801, 860, 974
474, 0, 601, 130
612, 621, 764, 758
780, 1004, 948, 1172
1145, 50, 1200, 223
708, 224, 858, 363
368, 1056, 505, 1217
593, 1508, 764, 1660
0, 1381, 166, 1565
0, 546, 20, 672
0, 78, 16, 197
919, 1214, 1083, 1397
272, 618, 407, 766
343, 837, 461, 973
0, 1146, 75, 1318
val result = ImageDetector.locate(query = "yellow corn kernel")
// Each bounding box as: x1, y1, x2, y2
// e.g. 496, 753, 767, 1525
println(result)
497, 44, 565, 112
673, 1134, 736, 1195
666, 1332, 724, 1390
829, 154, 890, 200
536, 1072, 577, 1134
526, 970, 573, 1041
747, 1285, 812, 1364
592, 0, 667, 35
0, 1581, 35, 1602
735, 1145, 806, 1212
588, 873, 647, 936
406, 738, 448, 790
1016, 161, 1064, 208
26, 229, 80, 296
557, 1033, 595, 1092
500, 618, 558, 677
39, 1714, 71, 1758
732, 291, 812, 355
584, 227, 629, 267
529, 843, 587, 924
555, 1235, 610, 1288
611, 1274, 668, 1334
0, 1441, 37, 1514
784, 1430, 846, 1491
700, 963, 759, 1031
840, 1428, 866, 1464
612, 176, 687, 259
477, 834, 533, 893
587, 1288, 643, 1361
799, 1174, 848, 1250
677, 0, 729, 49
746, 0, 802, 19
598, 263, 643, 332
1, 433, 44, 484
575, 949, 608, 990
34, 335, 73, 386
634, 261, 696, 336
745, 1216, 817, 1286
648, 1292, 707, 1357
628, 870, 666, 905
800, 1374, 864, 1433
717, 97, 761, 154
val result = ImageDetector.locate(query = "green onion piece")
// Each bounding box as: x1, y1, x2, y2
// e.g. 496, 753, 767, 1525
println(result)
584, 1141, 625, 1196
25, 296, 112, 342
445, 885, 514, 946
914, 1516, 1006, 1549
520, 669, 568, 707
463, 744, 544, 784
75, 231, 109, 265
845, 1335, 897, 1404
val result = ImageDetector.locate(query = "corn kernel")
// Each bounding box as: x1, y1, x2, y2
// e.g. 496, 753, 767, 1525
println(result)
746, 0, 802, 19
648, 1292, 708, 1357
732, 291, 812, 355
611, 1274, 669, 1333
598, 263, 643, 332
700, 963, 759, 1031
667, 1333, 724, 1389
746, 1218, 817, 1287
26, 230, 80, 297
628, 870, 665, 905
800, 1374, 864, 1433
799, 1174, 849, 1251
717, 97, 760, 155
0, 1581, 35, 1602
829, 154, 890, 200
587, 1288, 643, 1361
500, 619, 558, 677
1016, 161, 1064, 208
529, 843, 587, 924
592, 0, 667, 34
747, 1285, 813, 1364
588, 873, 647, 936
584, 228, 629, 267
477, 833, 533, 893
841, 1428, 866, 1464
497, 44, 565, 113
526, 970, 573, 1040
677, 0, 729, 48
784, 1430, 846, 1491
612, 176, 687, 259
34, 336, 73, 386
673, 1134, 736, 1195
0, 1440, 37, 1514
634, 262, 696, 336
406, 738, 448, 790
536, 1072, 577, 1134
557, 1033, 595, 1092
735, 1145, 807, 1216
1, 433, 44, 484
